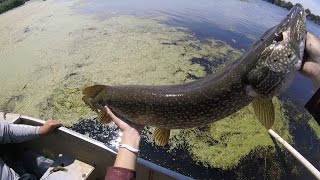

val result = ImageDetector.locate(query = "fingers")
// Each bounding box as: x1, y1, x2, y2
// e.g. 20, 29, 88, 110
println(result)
39, 119, 62, 135
105, 106, 127, 129
104, 106, 145, 134
46, 119, 62, 128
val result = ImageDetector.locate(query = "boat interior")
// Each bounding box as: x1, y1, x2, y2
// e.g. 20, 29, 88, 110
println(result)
0, 112, 190, 180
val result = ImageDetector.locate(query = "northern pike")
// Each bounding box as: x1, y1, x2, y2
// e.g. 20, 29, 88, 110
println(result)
83, 4, 306, 146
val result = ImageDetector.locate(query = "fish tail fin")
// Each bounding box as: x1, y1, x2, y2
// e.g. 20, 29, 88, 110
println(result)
98, 110, 112, 124
82, 85, 111, 124
154, 128, 170, 146
82, 96, 97, 112
82, 85, 107, 98
252, 98, 275, 129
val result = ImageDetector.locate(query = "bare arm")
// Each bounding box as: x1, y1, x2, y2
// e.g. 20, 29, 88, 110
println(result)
106, 107, 143, 170
105, 107, 144, 180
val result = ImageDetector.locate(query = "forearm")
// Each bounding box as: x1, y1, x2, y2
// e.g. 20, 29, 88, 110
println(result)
114, 134, 141, 170
0, 123, 40, 144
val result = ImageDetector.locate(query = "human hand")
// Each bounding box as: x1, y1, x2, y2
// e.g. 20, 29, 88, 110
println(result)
38, 119, 62, 136
301, 33, 320, 89
105, 106, 144, 149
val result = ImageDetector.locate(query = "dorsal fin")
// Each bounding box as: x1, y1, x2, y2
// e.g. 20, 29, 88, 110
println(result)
83, 85, 106, 98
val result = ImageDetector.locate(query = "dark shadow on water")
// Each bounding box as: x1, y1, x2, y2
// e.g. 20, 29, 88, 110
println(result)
279, 97, 320, 179
270, 137, 291, 178
290, 119, 320, 179
139, 140, 236, 179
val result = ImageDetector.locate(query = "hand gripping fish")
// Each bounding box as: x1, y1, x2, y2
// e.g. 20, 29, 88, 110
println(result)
83, 4, 306, 146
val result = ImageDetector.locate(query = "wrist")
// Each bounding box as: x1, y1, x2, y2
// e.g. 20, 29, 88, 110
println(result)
38, 126, 45, 136
36, 126, 42, 136
120, 133, 141, 149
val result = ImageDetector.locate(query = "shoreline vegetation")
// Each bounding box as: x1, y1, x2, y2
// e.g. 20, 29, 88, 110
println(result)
0, 0, 27, 14
264, 0, 320, 25
1, 0, 319, 25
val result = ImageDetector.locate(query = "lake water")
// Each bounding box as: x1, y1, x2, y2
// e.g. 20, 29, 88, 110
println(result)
77, 0, 320, 102
1, 0, 319, 179
71, 0, 320, 179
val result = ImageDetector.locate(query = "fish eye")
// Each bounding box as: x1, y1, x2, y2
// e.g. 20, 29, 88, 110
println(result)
274, 32, 283, 42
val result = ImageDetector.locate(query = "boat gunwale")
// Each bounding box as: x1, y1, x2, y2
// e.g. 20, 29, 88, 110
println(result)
3, 113, 192, 180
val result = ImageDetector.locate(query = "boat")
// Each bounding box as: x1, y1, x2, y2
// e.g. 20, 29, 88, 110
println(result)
0, 112, 191, 180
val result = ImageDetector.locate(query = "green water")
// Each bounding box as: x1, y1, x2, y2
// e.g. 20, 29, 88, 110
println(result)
1, 0, 319, 179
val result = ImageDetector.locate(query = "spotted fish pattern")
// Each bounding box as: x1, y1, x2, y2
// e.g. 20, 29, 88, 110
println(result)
83, 4, 306, 130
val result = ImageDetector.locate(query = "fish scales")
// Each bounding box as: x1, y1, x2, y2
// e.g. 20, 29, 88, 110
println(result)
91, 66, 254, 129
84, 4, 306, 131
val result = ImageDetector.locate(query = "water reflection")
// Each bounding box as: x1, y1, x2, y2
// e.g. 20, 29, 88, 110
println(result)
76, 0, 320, 50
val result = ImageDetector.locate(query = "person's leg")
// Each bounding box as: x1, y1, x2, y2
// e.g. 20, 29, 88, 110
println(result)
22, 150, 53, 178
0, 158, 20, 180
18, 173, 37, 180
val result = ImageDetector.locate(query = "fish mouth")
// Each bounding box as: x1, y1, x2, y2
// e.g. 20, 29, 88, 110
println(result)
280, 3, 306, 39
280, 4, 307, 69
291, 4, 307, 69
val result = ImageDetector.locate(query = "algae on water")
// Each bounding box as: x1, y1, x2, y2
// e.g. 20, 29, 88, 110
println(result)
308, 118, 320, 139
37, 88, 95, 126
0, 2, 241, 125
160, 97, 292, 170
0, 2, 293, 170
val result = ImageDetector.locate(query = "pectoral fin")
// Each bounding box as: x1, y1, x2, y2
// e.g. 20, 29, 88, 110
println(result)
252, 98, 275, 129
154, 128, 170, 146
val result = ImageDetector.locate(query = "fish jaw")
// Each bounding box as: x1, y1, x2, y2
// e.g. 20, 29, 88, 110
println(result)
245, 4, 307, 98
262, 3, 306, 73
281, 3, 306, 70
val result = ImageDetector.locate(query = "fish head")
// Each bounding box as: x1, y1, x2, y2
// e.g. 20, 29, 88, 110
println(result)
246, 4, 306, 98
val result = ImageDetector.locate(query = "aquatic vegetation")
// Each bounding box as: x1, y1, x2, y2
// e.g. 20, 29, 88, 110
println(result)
0, 3, 295, 169
0, 94, 24, 113
0, 3, 241, 125
166, 97, 291, 170
308, 118, 320, 139
37, 87, 95, 126
281, 98, 320, 140
0, 1, 318, 179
